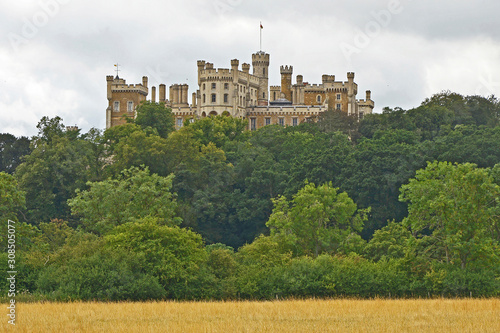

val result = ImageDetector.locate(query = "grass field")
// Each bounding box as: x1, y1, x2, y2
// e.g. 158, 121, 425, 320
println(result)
3, 298, 499, 332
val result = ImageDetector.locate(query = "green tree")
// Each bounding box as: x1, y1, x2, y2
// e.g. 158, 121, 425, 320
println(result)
133, 101, 175, 138
0, 172, 25, 221
104, 217, 207, 298
183, 115, 248, 148
68, 166, 180, 235
399, 161, 500, 269
363, 221, 412, 261
15, 134, 94, 224
0, 133, 30, 174
266, 182, 368, 257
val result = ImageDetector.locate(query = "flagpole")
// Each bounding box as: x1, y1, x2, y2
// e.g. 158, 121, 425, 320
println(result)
260, 21, 262, 52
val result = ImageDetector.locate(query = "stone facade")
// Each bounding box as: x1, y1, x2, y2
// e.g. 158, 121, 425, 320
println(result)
105, 51, 374, 130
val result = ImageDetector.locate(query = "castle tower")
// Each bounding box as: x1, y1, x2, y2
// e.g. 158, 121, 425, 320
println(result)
106, 74, 148, 129
252, 51, 270, 106
280, 65, 293, 102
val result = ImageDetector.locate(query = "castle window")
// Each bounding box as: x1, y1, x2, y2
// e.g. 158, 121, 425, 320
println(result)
273, 92, 276, 100
177, 118, 183, 128
212, 83, 216, 90
265, 118, 271, 126
224, 94, 228, 103
250, 118, 256, 131
203, 84, 206, 90
262, 92, 265, 99
203, 94, 206, 103
336, 103, 341, 110
278, 117, 285, 126
113, 101, 120, 112
317, 95, 321, 103
211, 94, 216, 103
243, 97, 246, 105
337, 94, 341, 100
127, 101, 134, 112
263, 68, 266, 76
224, 83, 229, 90
292, 118, 298, 126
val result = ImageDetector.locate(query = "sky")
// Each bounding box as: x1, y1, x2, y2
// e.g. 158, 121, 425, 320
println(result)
1, 0, 500, 137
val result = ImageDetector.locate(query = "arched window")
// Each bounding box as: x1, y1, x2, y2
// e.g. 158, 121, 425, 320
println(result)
262, 92, 265, 99
202, 94, 206, 103
263, 68, 266, 76
317, 95, 321, 103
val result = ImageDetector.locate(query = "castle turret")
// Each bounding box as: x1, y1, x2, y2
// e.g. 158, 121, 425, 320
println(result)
142, 76, 148, 88
280, 65, 293, 102
252, 51, 269, 105
197, 60, 206, 86
242, 63, 250, 74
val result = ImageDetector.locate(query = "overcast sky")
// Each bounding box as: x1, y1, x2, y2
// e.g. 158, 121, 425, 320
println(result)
1, 0, 500, 137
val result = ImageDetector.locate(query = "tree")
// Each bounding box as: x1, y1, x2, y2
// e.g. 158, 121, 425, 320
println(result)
266, 182, 368, 257
15, 135, 93, 224
104, 217, 207, 298
363, 221, 412, 262
317, 108, 361, 141
133, 101, 175, 138
0, 172, 25, 221
183, 115, 248, 148
68, 166, 181, 235
0, 133, 30, 174
399, 161, 500, 269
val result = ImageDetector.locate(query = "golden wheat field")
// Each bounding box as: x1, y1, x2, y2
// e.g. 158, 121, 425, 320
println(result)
2, 298, 499, 332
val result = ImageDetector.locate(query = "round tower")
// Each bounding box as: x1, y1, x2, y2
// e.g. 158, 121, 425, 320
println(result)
252, 51, 270, 105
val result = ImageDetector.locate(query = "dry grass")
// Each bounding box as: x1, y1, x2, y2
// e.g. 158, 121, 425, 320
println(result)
3, 298, 499, 332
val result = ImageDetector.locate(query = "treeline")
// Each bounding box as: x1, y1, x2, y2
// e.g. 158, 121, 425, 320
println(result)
0, 91, 499, 300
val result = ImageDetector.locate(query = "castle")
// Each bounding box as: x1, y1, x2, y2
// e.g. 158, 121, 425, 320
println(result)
106, 51, 374, 130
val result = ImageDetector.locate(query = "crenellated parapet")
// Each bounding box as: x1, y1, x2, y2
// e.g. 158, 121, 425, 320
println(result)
280, 65, 293, 75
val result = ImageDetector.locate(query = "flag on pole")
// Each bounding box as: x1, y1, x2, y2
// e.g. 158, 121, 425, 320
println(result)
260, 23, 263, 29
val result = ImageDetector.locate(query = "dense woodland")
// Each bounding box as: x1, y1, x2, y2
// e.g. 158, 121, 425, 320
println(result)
1, 91, 499, 300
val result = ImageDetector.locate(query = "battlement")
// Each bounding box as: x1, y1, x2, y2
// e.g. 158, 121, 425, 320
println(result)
270, 85, 281, 89
347, 72, 355, 80
280, 65, 293, 74
242, 63, 250, 73
322, 75, 336, 83
231, 59, 239, 67
197, 60, 206, 70
108, 76, 148, 95
252, 51, 270, 64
